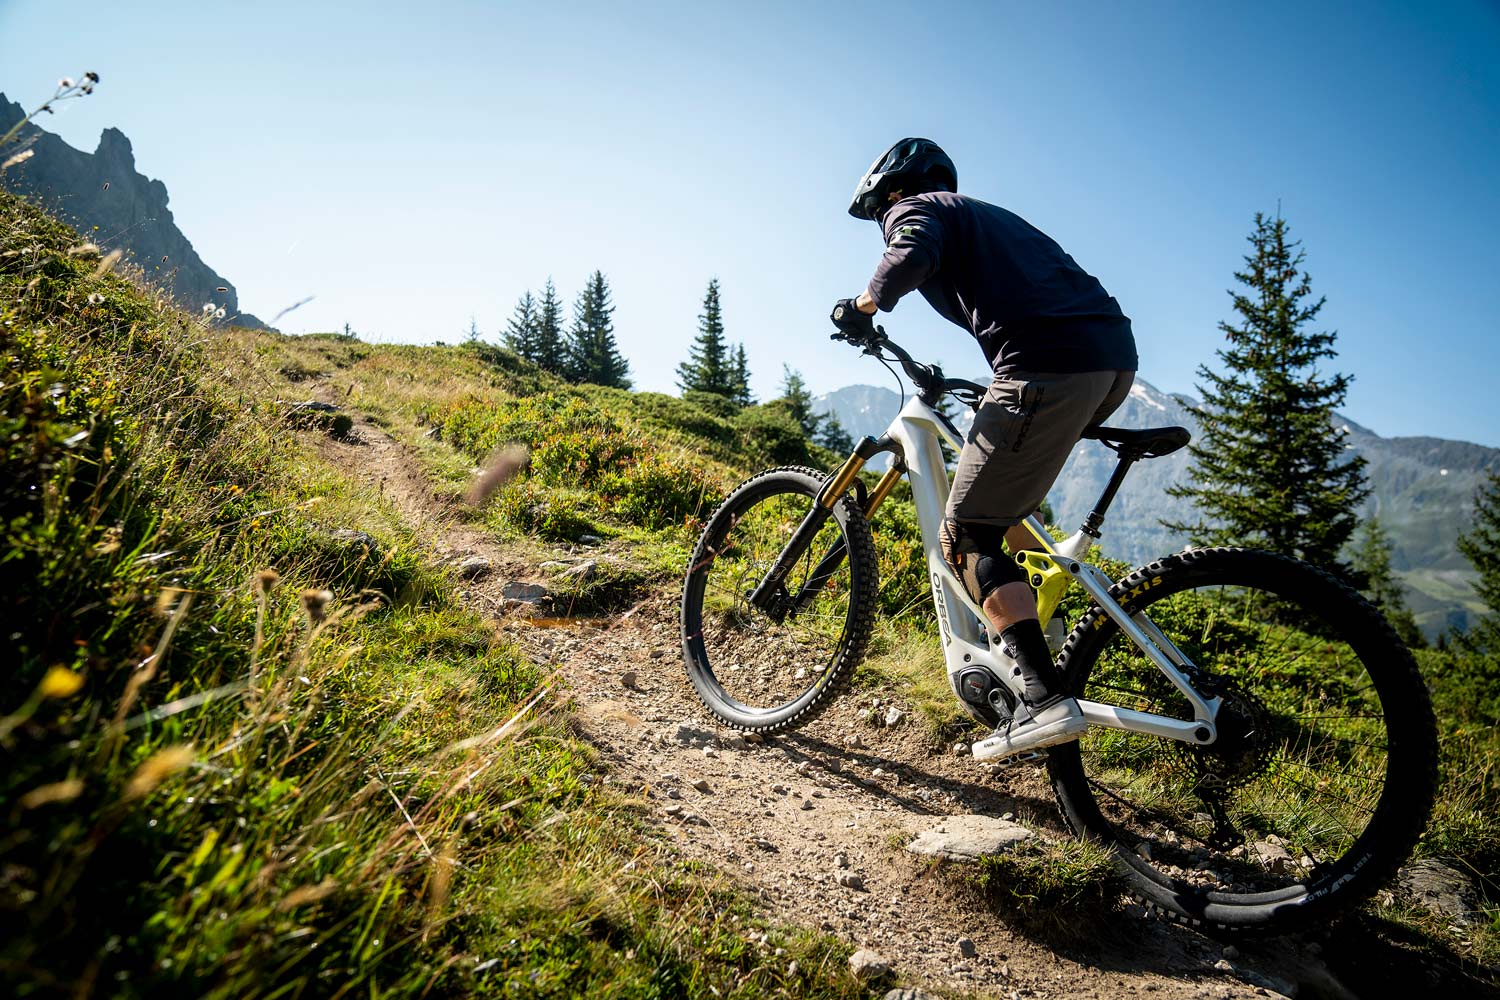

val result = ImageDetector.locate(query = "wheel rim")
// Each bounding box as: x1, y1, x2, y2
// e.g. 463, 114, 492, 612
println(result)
1061, 567, 1400, 905
684, 481, 858, 719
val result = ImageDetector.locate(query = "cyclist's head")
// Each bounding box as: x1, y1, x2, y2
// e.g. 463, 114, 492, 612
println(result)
848, 138, 957, 222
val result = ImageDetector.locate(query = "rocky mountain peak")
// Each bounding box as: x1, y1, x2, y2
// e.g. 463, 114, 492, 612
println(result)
0, 94, 267, 329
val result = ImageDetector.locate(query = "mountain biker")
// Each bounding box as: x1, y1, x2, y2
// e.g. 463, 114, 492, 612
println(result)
833, 137, 1138, 758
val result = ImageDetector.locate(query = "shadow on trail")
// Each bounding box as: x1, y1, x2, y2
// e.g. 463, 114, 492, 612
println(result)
775, 729, 1064, 828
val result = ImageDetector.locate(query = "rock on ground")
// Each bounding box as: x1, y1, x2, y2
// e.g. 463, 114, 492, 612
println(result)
849, 949, 892, 980
906, 815, 1035, 862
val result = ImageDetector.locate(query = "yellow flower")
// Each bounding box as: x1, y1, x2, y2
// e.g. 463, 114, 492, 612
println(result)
38, 666, 84, 699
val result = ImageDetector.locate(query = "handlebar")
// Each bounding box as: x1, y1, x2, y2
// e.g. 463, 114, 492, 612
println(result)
829, 324, 985, 410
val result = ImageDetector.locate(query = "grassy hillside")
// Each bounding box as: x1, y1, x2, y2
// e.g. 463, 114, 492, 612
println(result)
5, 186, 1499, 996
0, 191, 866, 998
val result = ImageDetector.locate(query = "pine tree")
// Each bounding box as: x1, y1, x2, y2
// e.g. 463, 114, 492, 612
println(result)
565, 271, 631, 388
1458, 471, 1500, 653
1351, 516, 1424, 647
730, 343, 754, 407
533, 279, 566, 376
503, 291, 539, 361
816, 411, 854, 453
465, 315, 483, 343
1164, 212, 1369, 568
780, 365, 822, 438
677, 278, 733, 396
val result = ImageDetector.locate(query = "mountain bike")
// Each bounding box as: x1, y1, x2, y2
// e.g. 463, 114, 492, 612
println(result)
678, 321, 1438, 934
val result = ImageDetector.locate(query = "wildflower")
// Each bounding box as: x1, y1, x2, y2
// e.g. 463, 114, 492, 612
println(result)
87, 292, 104, 305
214, 307, 227, 319
301, 588, 334, 624
124, 745, 195, 799
38, 666, 85, 699
202, 302, 216, 314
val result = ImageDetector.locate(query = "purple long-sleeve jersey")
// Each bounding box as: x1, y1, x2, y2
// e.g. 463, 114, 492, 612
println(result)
867, 191, 1138, 376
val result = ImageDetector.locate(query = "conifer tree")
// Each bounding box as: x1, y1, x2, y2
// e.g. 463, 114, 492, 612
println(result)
1351, 516, 1424, 647
565, 271, 631, 388
780, 365, 822, 438
1458, 471, 1500, 652
533, 278, 566, 375
677, 278, 733, 396
503, 291, 539, 360
730, 343, 754, 407
1164, 213, 1368, 568
816, 412, 854, 453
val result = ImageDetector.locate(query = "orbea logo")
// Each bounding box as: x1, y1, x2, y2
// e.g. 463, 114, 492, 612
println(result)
931, 571, 952, 646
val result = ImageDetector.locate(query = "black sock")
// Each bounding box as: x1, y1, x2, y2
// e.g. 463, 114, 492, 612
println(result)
1000, 619, 1062, 706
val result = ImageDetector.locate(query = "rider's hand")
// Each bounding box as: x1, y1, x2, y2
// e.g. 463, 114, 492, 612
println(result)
831, 297, 877, 341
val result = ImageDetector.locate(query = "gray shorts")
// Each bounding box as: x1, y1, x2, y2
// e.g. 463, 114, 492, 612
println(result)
946, 370, 1134, 528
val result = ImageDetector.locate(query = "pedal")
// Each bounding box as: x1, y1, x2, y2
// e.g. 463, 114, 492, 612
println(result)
972, 747, 1049, 766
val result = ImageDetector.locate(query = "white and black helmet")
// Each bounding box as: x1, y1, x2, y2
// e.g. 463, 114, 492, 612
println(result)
848, 137, 957, 221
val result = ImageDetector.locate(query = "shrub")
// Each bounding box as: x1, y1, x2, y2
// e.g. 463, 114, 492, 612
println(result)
601, 452, 724, 531
732, 401, 814, 467
492, 481, 601, 541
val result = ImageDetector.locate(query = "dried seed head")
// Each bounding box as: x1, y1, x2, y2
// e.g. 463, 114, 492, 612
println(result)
153, 587, 184, 619
124, 745, 195, 799
255, 569, 281, 594
87, 292, 105, 305
67, 243, 101, 260
2, 149, 35, 171
93, 248, 123, 277
214, 307, 227, 319
20, 779, 85, 809
465, 443, 530, 507
202, 303, 216, 314
301, 588, 334, 623
59, 77, 74, 88
85, 71, 100, 83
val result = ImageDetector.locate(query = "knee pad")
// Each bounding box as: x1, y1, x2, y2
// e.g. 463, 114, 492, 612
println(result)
940, 519, 1025, 605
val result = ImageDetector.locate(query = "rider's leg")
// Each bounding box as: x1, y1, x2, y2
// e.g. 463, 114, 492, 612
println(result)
938, 520, 1062, 705
944, 370, 1135, 723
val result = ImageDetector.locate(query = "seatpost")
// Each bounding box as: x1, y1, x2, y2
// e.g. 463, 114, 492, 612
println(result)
1081, 453, 1138, 538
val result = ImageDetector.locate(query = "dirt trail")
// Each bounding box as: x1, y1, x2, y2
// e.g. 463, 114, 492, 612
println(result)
317, 412, 1351, 1000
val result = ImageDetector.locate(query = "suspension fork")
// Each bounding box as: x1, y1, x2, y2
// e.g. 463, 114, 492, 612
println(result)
785, 462, 904, 615
746, 440, 898, 622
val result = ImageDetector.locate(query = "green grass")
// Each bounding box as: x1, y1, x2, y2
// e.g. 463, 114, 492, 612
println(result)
969, 839, 1126, 944
0, 191, 868, 999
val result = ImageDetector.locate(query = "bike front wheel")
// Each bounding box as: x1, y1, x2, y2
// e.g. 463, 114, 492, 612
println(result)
680, 466, 878, 733
1048, 547, 1438, 934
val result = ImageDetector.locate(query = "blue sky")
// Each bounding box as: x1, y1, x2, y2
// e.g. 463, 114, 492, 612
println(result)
2, 1, 1498, 445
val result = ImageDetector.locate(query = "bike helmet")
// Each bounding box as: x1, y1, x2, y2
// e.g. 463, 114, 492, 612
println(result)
848, 137, 957, 221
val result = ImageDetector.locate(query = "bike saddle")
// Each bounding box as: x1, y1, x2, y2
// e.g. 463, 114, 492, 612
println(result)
1081, 424, 1191, 459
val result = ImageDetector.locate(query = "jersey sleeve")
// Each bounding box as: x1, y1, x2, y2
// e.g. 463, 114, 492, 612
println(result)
867, 198, 944, 311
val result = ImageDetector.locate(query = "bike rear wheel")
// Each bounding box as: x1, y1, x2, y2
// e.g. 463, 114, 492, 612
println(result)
680, 466, 878, 733
1048, 547, 1437, 933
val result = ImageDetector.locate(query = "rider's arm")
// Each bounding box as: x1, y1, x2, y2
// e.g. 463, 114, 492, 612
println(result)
865, 198, 943, 312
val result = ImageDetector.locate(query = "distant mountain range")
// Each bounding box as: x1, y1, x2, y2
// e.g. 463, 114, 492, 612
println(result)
814, 378, 1495, 639
0, 94, 267, 328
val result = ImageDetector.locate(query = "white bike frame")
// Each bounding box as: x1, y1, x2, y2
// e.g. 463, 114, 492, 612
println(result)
878, 394, 1221, 749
